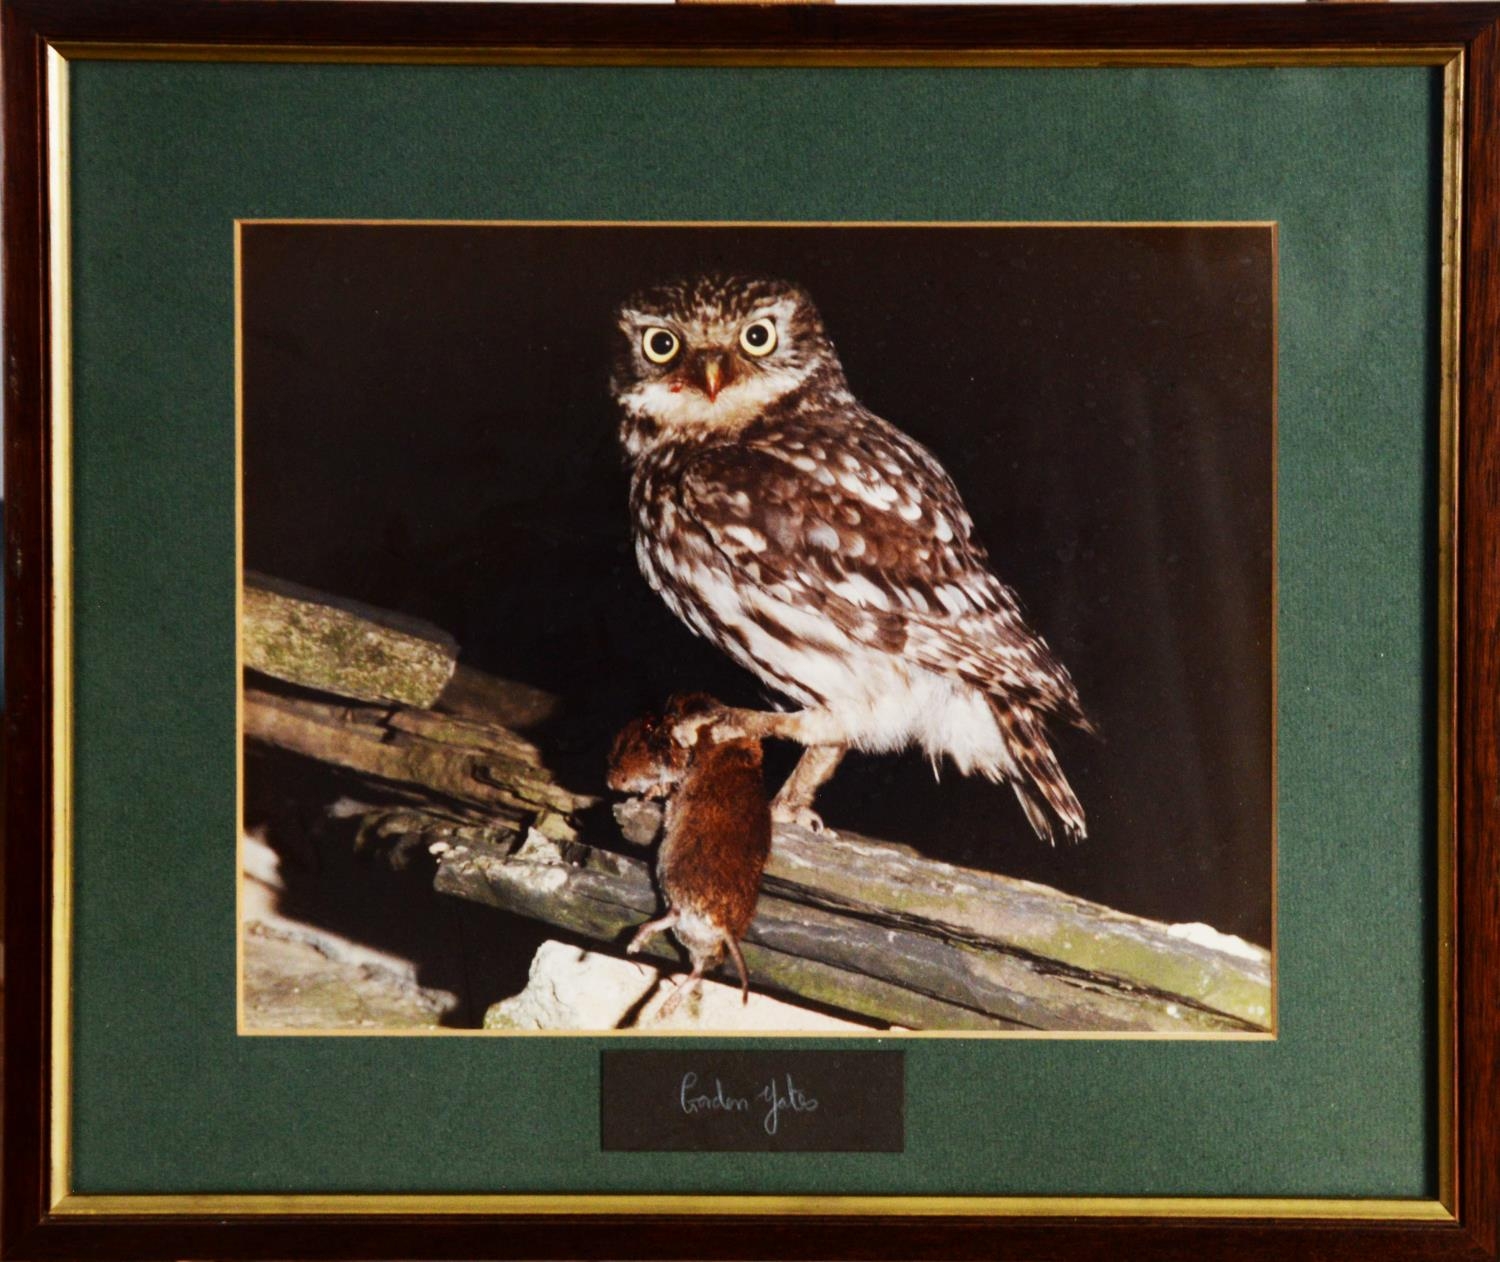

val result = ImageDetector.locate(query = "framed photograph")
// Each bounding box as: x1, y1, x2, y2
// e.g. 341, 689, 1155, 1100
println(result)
238, 218, 1275, 1040
4, 1, 1496, 1257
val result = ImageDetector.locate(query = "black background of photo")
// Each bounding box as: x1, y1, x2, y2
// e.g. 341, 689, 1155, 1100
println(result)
242, 223, 1274, 946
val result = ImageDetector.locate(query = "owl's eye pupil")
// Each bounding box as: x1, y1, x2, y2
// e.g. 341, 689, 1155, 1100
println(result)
642, 328, 680, 364
739, 318, 778, 357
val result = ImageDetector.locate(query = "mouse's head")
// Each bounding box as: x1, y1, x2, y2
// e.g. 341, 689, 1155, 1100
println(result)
605, 693, 727, 797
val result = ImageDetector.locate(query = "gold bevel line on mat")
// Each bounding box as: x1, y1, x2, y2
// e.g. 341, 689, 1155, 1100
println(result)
41, 44, 1463, 1213
232, 1025, 1277, 1041
46, 1193, 1458, 1222
230, 216, 1280, 1043
1267, 221, 1282, 1064
239, 218, 1279, 229
233, 189, 248, 1055
51, 43, 1461, 67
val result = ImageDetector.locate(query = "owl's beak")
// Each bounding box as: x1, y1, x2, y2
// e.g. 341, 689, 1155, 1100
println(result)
695, 351, 735, 402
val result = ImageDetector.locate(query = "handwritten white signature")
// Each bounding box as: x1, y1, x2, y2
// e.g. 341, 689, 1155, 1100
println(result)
679, 1071, 820, 1135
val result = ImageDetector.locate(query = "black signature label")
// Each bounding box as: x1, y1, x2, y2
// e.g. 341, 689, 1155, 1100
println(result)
599, 1050, 904, 1152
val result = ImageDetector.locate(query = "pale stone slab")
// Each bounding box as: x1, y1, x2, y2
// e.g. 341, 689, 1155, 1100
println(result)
482, 939, 881, 1033
483, 940, 661, 1031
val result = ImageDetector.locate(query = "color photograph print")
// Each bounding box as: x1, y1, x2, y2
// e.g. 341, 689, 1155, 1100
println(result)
238, 223, 1274, 1036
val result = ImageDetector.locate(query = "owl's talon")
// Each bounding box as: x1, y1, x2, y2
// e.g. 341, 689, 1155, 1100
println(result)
670, 712, 714, 747
672, 708, 744, 747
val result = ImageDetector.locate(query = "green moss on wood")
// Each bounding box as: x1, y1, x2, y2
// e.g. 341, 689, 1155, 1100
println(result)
243, 581, 457, 707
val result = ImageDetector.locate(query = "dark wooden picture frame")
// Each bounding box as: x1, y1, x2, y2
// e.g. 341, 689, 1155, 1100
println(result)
4, 2, 1497, 1258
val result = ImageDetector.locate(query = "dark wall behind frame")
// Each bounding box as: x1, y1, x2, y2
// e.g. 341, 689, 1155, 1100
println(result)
240, 222, 1276, 943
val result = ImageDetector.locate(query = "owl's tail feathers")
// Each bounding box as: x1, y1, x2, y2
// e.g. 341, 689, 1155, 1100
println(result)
1015, 632, 1098, 740
987, 699, 1087, 846
1070, 707, 1102, 740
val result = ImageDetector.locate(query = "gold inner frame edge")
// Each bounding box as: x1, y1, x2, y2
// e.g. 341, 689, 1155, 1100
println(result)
49, 43, 1463, 67
43, 39, 1463, 1221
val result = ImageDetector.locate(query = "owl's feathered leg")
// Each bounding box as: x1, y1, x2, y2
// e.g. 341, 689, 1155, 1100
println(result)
770, 745, 846, 834
672, 705, 842, 747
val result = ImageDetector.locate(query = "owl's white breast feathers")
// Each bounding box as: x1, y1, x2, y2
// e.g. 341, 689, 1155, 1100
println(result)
640, 539, 1019, 774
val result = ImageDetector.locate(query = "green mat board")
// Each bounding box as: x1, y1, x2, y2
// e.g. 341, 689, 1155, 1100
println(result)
63, 60, 1440, 1197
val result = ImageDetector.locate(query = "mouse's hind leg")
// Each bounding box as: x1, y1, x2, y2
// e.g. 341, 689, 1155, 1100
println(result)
657, 961, 707, 1019
627, 911, 678, 955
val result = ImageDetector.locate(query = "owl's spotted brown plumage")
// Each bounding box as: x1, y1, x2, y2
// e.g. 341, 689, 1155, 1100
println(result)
612, 274, 1091, 842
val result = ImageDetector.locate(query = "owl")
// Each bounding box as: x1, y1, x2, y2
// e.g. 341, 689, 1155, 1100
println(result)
611, 273, 1092, 843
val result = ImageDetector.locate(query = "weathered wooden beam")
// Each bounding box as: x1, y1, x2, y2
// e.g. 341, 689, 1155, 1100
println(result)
763, 828, 1271, 1029
243, 685, 593, 837
431, 830, 1022, 1032
243, 571, 459, 707
430, 820, 1266, 1034
614, 799, 1270, 1029
436, 663, 558, 731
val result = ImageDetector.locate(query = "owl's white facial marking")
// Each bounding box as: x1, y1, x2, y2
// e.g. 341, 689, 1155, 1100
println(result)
619, 359, 811, 439
614, 285, 835, 453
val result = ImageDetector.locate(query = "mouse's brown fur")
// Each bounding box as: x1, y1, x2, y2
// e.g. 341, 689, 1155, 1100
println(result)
607, 693, 772, 1014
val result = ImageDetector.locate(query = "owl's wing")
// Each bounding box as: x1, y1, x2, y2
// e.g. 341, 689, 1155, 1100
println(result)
678, 426, 1089, 726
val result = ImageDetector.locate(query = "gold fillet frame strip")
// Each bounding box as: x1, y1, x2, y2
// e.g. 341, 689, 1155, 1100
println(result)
242, 218, 1278, 229
44, 41, 1463, 1221
50, 43, 1461, 67
47, 44, 75, 1214
1435, 48, 1464, 1220
48, 1193, 1457, 1221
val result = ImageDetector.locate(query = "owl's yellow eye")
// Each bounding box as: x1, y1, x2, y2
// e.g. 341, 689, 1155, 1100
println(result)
739, 318, 777, 357
642, 328, 680, 365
